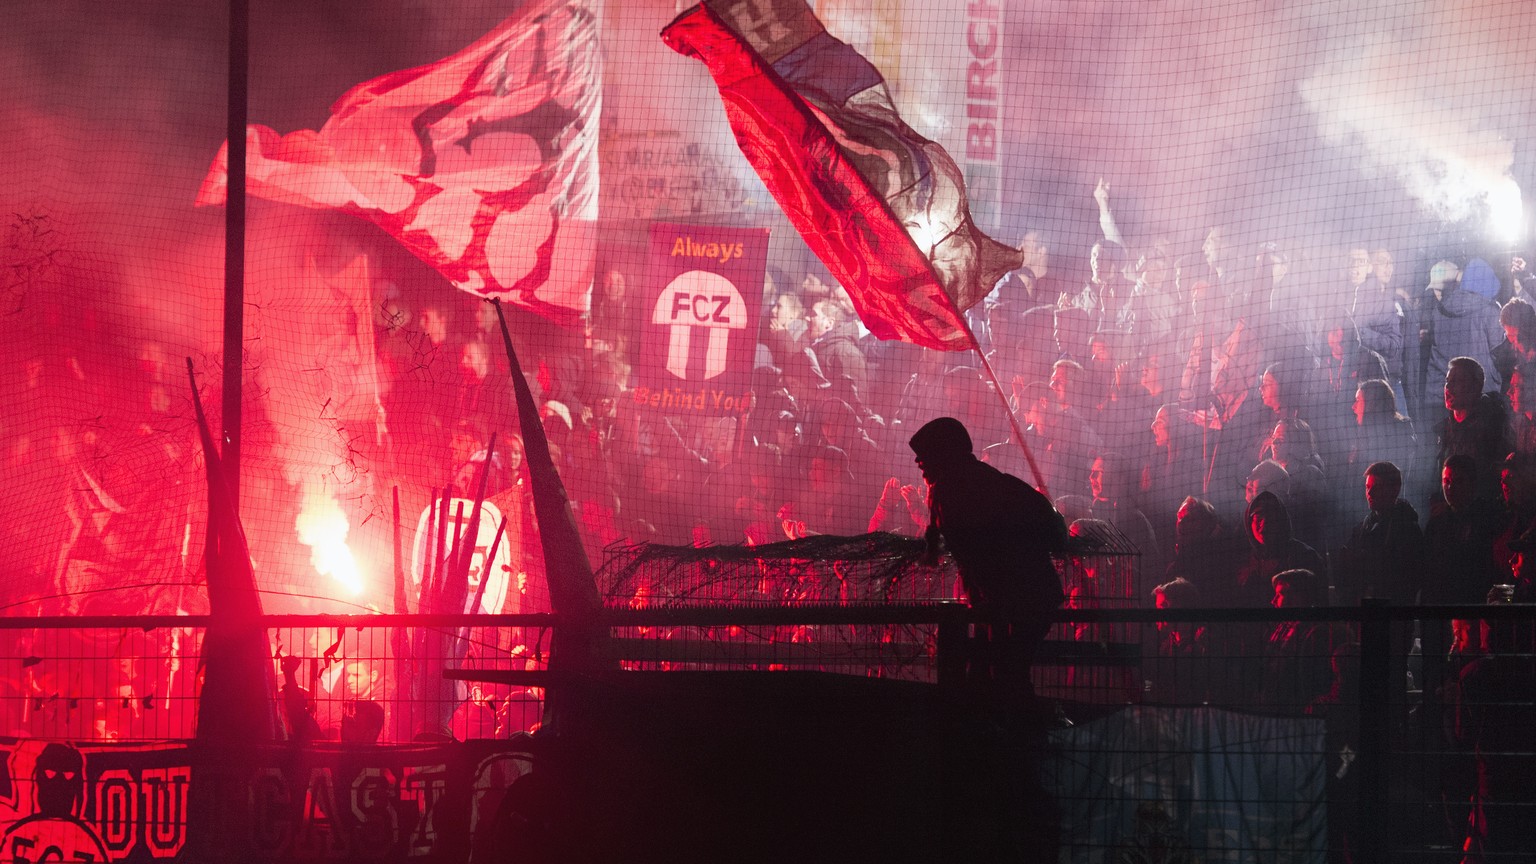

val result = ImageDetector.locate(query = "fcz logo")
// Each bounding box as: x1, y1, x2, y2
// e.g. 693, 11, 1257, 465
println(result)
671, 293, 733, 325
651, 271, 747, 381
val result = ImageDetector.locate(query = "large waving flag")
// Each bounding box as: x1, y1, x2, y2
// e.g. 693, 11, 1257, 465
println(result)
662, 0, 1021, 351
199, 0, 601, 324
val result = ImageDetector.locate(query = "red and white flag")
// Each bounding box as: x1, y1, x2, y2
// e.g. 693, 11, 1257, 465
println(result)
662, 0, 1020, 351
199, 0, 601, 324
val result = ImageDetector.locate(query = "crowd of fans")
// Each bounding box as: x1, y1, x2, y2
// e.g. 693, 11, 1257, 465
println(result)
389, 188, 1536, 851
393, 191, 1536, 661
9, 181, 1536, 853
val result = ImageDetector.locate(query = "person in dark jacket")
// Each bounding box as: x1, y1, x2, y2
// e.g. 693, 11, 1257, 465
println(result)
1147, 577, 1211, 705
1232, 491, 1326, 608
1416, 259, 1506, 417
1261, 568, 1348, 716
1438, 356, 1515, 506
1337, 461, 1425, 606
1216, 492, 1326, 705
1162, 496, 1246, 602
910, 417, 1068, 708
807, 298, 869, 402
1336, 461, 1424, 721
1455, 589, 1536, 862
1423, 455, 1506, 725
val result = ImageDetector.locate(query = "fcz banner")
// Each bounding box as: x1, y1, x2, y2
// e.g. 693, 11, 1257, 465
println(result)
633, 223, 767, 417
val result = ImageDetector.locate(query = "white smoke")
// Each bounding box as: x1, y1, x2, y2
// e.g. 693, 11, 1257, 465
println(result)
1300, 4, 1532, 243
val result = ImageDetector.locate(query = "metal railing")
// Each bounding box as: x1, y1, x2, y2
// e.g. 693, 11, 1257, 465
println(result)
1, 602, 1531, 861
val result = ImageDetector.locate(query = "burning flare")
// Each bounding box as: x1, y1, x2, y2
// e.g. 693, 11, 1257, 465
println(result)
296, 486, 363, 595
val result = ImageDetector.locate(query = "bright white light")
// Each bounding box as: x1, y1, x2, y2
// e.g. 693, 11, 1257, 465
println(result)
907, 215, 942, 256
1488, 177, 1525, 247
296, 487, 363, 595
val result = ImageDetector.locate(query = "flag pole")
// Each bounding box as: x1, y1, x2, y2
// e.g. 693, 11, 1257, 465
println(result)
955, 314, 1051, 500
221, 0, 248, 508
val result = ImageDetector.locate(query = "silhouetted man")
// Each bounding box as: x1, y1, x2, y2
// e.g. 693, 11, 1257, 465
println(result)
910, 417, 1067, 709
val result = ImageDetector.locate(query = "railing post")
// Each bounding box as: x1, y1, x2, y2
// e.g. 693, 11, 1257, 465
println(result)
1356, 598, 1390, 863
936, 615, 967, 691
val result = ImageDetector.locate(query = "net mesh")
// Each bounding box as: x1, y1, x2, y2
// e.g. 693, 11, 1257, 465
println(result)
8, 2, 1536, 858
6, 0, 1534, 620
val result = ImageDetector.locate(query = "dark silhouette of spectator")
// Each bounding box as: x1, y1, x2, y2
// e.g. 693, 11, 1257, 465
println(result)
1336, 461, 1423, 713
1162, 496, 1245, 601
279, 654, 323, 743
1508, 360, 1536, 456
1493, 453, 1536, 584
1455, 606, 1536, 861
1260, 418, 1329, 552
1437, 357, 1514, 506
1423, 455, 1505, 731
1347, 378, 1417, 490
1224, 493, 1326, 705
1260, 568, 1347, 716
1494, 298, 1536, 393
342, 699, 386, 744
909, 417, 1067, 712
1337, 461, 1424, 606
1147, 577, 1210, 705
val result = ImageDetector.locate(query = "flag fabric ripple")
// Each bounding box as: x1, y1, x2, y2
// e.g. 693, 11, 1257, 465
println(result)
662, 0, 1021, 351
199, 0, 602, 324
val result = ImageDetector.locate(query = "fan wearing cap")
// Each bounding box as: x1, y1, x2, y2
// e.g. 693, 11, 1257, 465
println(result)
1242, 459, 1290, 509
909, 417, 1067, 702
